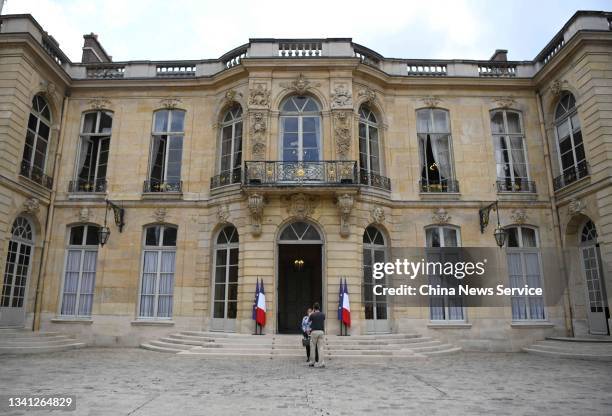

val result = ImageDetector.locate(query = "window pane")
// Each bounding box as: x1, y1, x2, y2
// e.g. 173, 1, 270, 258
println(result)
506, 112, 521, 134
145, 226, 161, 246
417, 110, 430, 133
70, 226, 85, 245
433, 110, 449, 132
521, 228, 537, 248
490, 111, 504, 134
154, 111, 169, 132
85, 226, 100, 245
83, 113, 97, 134
282, 117, 298, 132
170, 110, 185, 132
506, 228, 519, 248
163, 227, 177, 246
99, 112, 113, 134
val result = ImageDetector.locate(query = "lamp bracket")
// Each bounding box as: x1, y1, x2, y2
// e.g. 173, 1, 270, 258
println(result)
479, 201, 498, 234
106, 200, 125, 232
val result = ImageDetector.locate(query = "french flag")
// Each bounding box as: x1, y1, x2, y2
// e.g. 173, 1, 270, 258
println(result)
252, 279, 260, 321
341, 278, 351, 327
256, 279, 266, 327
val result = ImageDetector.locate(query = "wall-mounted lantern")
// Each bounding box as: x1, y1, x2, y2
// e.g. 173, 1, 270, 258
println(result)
98, 200, 125, 247
479, 201, 507, 248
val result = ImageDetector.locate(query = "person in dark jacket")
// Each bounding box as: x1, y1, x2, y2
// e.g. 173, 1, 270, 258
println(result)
307, 303, 325, 368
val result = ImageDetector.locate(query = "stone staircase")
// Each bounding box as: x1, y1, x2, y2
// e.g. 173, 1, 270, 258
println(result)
0, 327, 86, 354
523, 336, 612, 361
141, 331, 461, 359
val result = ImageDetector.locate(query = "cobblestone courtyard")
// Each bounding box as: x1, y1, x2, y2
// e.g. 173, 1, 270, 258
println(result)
1, 348, 611, 415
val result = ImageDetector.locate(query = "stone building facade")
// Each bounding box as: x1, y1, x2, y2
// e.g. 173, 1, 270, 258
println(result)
0, 11, 610, 351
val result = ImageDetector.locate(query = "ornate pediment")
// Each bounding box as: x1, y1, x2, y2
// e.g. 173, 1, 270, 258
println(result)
280, 73, 320, 95
285, 193, 318, 220
224, 89, 243, 108
510, 208, 528, 224
550, 79, 567, 97
370, 206, 385, 224
493, 96, 517, 109
87, 97, 112, 110
358, 87, 377, 104
248, 84, 270, 108
159, 97, 183, 109
420, 96, 442, 108
23, 198, 40, 214
331, 84, 352, 109
568, 198, 586, 216
432, 208, 451, 225
152, 208, 168, 222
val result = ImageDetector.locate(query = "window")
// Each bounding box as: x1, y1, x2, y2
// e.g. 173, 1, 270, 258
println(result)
505, 226, 545, 320
417, 109, 457, 192
1, 217, 34, 308
280, 96, 321, 162
60, 225, 99, 317
491, 110, 533, 192
213, 226, 239, 321
72, 111, 112, 192
139, 225, 177, 318
363, 226, 388, 322
426, 226, 464, 321
147, 110, 185, 192
216, 105, 243, 187
359, 105, 387, 188
21, 95, 52, 188
554, 92, 587, 189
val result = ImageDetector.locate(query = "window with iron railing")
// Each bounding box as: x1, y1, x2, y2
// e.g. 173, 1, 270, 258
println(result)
21, 95, 53, 189
146, 109, 185, 193
72, 110, 112, 193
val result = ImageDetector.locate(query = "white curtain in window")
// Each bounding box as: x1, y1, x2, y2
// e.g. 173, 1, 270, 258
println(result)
77, 139, 91, 178
157, 251, 175, 318
429, 135, 452, 180
61, 250, 81, 316
77, 250, 97, 316
510, 137, 527, 179
525, 252, 544, 319
140, 251, 158, 317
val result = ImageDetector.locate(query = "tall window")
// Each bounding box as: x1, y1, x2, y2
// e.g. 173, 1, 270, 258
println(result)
61, 225, 99, 317
139, 225, 177, 318
217, 105, 243, 186
491, 110, 532, 192
21, 95, 52, 188
363, 226, 388, 325
1, 217, 34, 309
417, 109, 457, 192
280, 96, 321, 162
554, 92, 586, 188
73, 111, 112, 192
579, 220, 607, 334
505, 226, 545, 320
147, 110, 185, 192
359, 105, 383, 187
426, 225, 464, 321
213, 226, 239, 323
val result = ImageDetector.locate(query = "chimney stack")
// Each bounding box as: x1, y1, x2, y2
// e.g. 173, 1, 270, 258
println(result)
81, 33, 112, 63
489, 49, 508, 62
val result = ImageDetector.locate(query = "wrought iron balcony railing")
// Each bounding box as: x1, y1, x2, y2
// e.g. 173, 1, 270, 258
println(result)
496, 179, 536, 193
20, 160, 53, 189
68, 178, 107, 193
210, 168, 242, 189
143, 179, 183, 193
419, 178, 460, 193
244, 161, 358, 186
359, 169, 391, 191
553, 163, 589, 191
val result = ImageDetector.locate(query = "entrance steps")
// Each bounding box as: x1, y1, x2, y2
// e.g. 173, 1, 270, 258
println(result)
141, 331, 460, 359
523, 336, 612, 361
0, 327, 86, 354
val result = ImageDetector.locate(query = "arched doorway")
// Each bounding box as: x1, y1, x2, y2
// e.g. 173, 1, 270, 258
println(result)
211, 225, 239, 332
1, 217, 35, 326
363, 225, 390, 333
579, 220, 609, 335
277, 221, 323, 334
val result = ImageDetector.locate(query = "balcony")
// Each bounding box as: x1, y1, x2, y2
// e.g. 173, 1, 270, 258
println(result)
419, 178, 460, 193
20, 160, 53, 189
496, 179, 536, 193
210, 168, 242, 190
553, 163, 589, 191
143, 179, 182, 193
359, 170, 391, 191
68, 178, 107, 193
244, 161, 357, 187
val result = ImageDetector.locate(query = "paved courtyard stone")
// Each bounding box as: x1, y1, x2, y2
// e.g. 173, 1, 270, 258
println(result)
1, 348, 611, 415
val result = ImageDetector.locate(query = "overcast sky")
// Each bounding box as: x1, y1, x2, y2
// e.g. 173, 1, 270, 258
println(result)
4, 0, 610, 62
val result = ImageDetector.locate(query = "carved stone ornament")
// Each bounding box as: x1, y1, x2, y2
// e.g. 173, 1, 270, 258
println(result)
152, 207, 168, 222
493, 96, 517, 109
510, 208, 528, 224
336, 194, 354, 238
568, 198, 586, 216
550, 79, 567, 97
224, 89, 243, 107
432, 208, 451, 225
421, 96, 442, 108
333, 111, 351, 160
87, 97, 111, 110
250, 112, 267, 160
77, 207, 91, 222
39, 79, 56, 97
280, 73, 320, 95
285, 193, 318, 220
370, 206, 385, 224
358, 87, 377, 104
159, 98, 183, 109
217, 204, 230, 224
247, 193, 265, 236
23, 198, 40, 214
248, 84, 270, 108
331, 84, 353, 109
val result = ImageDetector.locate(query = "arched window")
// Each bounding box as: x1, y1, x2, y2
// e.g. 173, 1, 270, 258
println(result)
139, 225, 177, 318
363, 226, 389, 332
72, 111, 113, 192
579, 220, 607, 333
505, 226, 544, 320
60, 224, 100, 317
1, 217, 34, 311
216, 105, 243, 186
280, 96, 321, 162
212, 225, 239, 330
21, 95, 52, 188
279, 221, 322, 242
581, 220, 597, 243
425, 225, 464, 321
147, 110, 185, 192
417, 108, 457, 192
491, 110, 532, 192
554, 92, 586, 188
359, 105, 383, 187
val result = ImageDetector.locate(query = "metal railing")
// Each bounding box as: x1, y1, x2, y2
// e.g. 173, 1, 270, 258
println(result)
68, 178, 107, 193
244, 161, 357, 186
419, 178, 460, 193
143, 179, 183, 193
496, 179, 536, 193
553, 163, 589, 191
20, 160, 53, 189
359, 170, 391, 191
210, 168, 242, 189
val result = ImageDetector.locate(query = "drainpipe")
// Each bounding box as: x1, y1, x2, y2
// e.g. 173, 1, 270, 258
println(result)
32, 92, 69, 331
536, 89, 574, 337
